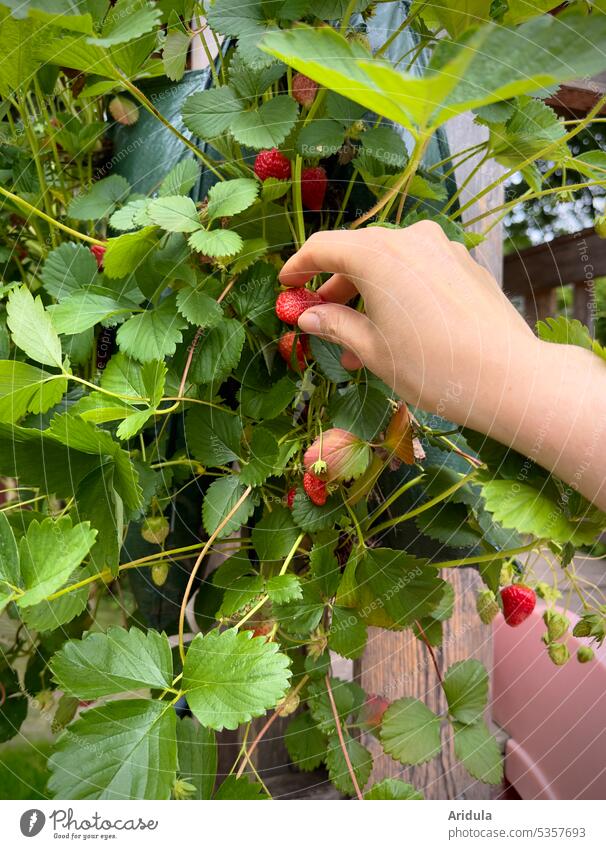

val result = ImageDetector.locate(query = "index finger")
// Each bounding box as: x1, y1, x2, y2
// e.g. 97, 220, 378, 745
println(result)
279, 229, 375, 289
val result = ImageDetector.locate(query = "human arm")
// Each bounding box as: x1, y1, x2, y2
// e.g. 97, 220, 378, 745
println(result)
279, 222, 606, 511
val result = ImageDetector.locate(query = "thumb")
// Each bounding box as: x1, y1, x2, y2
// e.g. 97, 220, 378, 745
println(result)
298, 303, 382, 368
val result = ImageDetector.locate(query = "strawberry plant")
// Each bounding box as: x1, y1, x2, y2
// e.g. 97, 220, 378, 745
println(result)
1, 0, 606, 800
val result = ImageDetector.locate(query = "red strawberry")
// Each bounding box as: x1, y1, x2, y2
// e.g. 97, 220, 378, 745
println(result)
292, 73, 319, 107
360, 695, 390, 729
303, 471, 327, 506
301, 166, 327, 211
275, 287, 322, 324
251, 622, 273, 639
278, 331, 311, 371
90, 244, 106, 270
254, 148, 291, 182
500, 584, 536, 627
286, 487, 296, 509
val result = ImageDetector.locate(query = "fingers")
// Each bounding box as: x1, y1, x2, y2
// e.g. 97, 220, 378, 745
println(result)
317, 273, 358, 304
298, 303, 381, 368
279, 230, 375, 289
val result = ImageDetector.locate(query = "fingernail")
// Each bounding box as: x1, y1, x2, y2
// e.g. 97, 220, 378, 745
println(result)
299, 310, 321, 332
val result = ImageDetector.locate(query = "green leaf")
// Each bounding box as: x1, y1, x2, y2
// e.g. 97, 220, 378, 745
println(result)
101, 352, 164, 402
94, 0, 161, 47
443, 660, 489, 725
183, 628, 291, 731
273, 579, 326, 635
188, 228, 243, 258
453, 720, 503, 784
182, 87, 243, 139
103, 226, 159, 279
190, 318, 245, 385
267, 574, 302, 605
48, 699, 177, 799
481, 479, 604, 545
231, 96, 299, 150
364, 778, 424, 800
68, 175, 131, 220
285, 711, 328, 773
16, 516, 96, 607
176, 285, 223, 328
176, 717, 216, 800
490, 96, 567, 167
213, 775, 269, 800
48, 292, 134, 334
227, 260, 279, 336
361, 125, 408, 169
0, 512, 20, 592
229, 53, 285, 100
202, 476, 254, 538
380, 697, 442, 765
147, 196, 201, 233
219, 575, 264, 619
0, 361, 66, 423
310, 336, 352, 382
74, 462, 123, 574
117, 297, 186, 363
20, 565, 94, 632
41, 242, 98, 300
307, 676, 362, 735
239, 426, 279, 486
537, 314, 606, 362
252, 505, 300, 563
296, 119, 344, 158
291, 488, 344, 534
326, 734, 372, 796
163, 28, 190, 81
329, 383, 392, 440
7, 285, 63, 368
38, 34, 117, 78
159, 159, 201, 197
328, 606, 367, 660
206, 178, 259, 221
51, 626, 173, 699
185, 405, 242, 466
109, 199, 152, 231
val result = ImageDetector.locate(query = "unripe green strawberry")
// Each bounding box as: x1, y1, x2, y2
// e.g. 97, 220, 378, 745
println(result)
142, 515, 169, 545
548, 642, 570, 666
476, 589, 499, 624
173, 778, 197, 800
577, 646, 594, 663
596, 214, 606, 239
151, 561, 169, 587
543, 610, 570, 642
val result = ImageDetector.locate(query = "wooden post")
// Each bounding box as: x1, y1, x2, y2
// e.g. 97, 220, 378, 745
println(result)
356, 114, 505, 799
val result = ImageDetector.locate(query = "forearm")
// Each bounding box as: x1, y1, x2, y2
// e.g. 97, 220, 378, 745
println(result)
472, 341, 606, 511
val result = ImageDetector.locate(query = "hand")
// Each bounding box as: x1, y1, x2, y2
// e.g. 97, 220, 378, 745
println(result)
280, 222, 538, 434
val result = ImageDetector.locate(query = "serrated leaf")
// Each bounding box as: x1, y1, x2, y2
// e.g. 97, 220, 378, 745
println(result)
109, 199, 152, 231
202, 476, 254, 538
190, 318, 245, 385
183, 628, 291, 731
7, 285, 63, 368
176, 285, 223, 328
285, 711, 327, 773
453, 720, 503, 784
103, 226, 159, 279
51, 626, 173, 699
101, 352, 165, 403
94, 0, 161, 47
230, 96, 299, 149
0, 512, 20, 591
364, 778, 423, 800
48, 699, 176, 799
328, 606, 367, 660
74, 462, 123, 575
185, 405, 242, 466
159, 159, 200, 197
16, 516, 96, 607
443, 660, 489, 725
188, 228, 243, 257
41, 242, 98, 300
290, 488, 343, 533
227, 260, 279, 336
361, 125, 408, 169
239, 426, 279, 486
147, 196, 201, 233
214, 775, 269, 799
273, 579, 325, 635
219, 574, 264, 619
0, 361, 66, 423
251, 505, 300, 563
329, 382, 391, 440
206, 178, 259, 221
20, 565, 95, 632
266, 574, 302, 605
326, 733, 372, 796
116, 297, 186, 363
176, 717, 216, 800
296, 119, 344, 158
310, 336, 352, 382
163, 29, 190, 82
48, 292, 134, 334
307, 677, 361, 735
68, 175, 131, 220
182, 87, 243, 139
380, 697, 442, 765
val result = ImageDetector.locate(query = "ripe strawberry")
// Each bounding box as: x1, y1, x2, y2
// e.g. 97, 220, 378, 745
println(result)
90, 244, 106, 270
254, 148, 291, 181
278, 331, 311, 371
301, 166, 327, 211
500, 584, 536, 627
292, 73, 319, 107
275, 287, 322, 324
251, 622, 273, 639
286, 487, 296, 509
303, 471, 327, 506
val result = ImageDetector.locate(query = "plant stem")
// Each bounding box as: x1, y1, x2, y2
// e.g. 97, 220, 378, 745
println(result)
0, 186, 104, 246
415, 619, 443, 684
431, 540, 543, 570
325, 673, 363, 800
